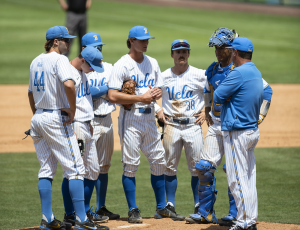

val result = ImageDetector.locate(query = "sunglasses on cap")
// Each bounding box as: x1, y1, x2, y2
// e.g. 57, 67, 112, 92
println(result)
172, 42, 190, 49
57, 37, 71, 43
86, 61, 94, 70
94, 45, 103, 51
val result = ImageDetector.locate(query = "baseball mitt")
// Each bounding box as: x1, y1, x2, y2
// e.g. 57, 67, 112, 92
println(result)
155, 115, 164, 140
22, 129, 31, 140
120, 79, 136, 110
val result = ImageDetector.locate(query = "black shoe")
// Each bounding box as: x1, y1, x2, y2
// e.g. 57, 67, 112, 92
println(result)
87, 207, 109, 223
154, 205, 185, 221
39, 218, 68, 230
96, 205, 120, 220
128, 208, 143, 223
74, 219, 109, 230
63, 212, 76, 226
228, 224, 257, 230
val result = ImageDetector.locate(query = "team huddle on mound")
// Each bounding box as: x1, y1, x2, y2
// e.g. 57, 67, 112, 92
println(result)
28, 25, 272, 230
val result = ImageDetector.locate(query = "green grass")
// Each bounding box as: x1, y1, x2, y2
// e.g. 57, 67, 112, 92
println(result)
0, 147, 299, 229
0, 0, 299, 84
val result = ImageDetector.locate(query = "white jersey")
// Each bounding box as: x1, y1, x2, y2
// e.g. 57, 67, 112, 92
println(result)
70, 65, 94, 122
160, 66, 206, 117
86, 62, 116, 115
109, 54, 164, 108
29, 52, 74, 109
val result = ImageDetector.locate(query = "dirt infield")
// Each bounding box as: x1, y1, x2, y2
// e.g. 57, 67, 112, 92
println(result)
17, 219, 300, 230
1, 84, 299, 154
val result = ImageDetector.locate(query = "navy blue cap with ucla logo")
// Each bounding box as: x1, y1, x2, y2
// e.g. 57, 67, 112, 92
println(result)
82, 32, 105, 47
128, 25, 155, 40
46, 26, 76, 40
171, 39, 191, 51
227, 37, 253, 53
81, 46, 104, 73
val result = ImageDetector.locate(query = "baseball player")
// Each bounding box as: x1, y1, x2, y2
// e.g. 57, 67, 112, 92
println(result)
186, 28, 272, 226
61, 46, 110, 230
108, 25, 184, 223
81, 32, 120, 220
155, 39, 206, 217
28, 26, 88, 229
213, 37, 263, 230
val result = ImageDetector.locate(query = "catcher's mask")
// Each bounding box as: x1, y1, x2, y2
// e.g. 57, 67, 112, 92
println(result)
208, 27, 238, 47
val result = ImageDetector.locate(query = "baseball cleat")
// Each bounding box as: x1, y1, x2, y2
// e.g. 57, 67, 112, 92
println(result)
128, 208, 143, 223
87, 208, 109, 223
185, 213, 217, 224
219, 215, 237, 226
96, 205, 120, 220
228, 224, 257, 230
39, 218, 71, 230
74, 219, 109, 230
154, 205, 185, 221
63, 212, 76, 226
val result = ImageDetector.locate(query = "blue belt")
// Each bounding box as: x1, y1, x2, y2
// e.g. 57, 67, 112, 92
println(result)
43, 109, 68, 116
94, 114, 107, 118
138, 108, 151, 114
173, 118, 189, 125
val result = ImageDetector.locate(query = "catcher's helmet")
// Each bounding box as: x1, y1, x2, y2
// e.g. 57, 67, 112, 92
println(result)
208, 27, 238, 47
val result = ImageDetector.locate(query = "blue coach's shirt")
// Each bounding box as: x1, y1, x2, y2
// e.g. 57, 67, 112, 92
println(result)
213, 62, 263, 131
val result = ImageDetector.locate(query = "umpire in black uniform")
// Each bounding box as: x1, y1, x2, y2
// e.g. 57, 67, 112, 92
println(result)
58, 0, 92, 56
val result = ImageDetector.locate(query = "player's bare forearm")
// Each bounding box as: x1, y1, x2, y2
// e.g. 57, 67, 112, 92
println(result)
108, 89, 154, 105
58, 0, 68, 11
205, 107, 214, 126
63, 80, 76, 124
28, 92, 36, 115
86, 0, 92, 9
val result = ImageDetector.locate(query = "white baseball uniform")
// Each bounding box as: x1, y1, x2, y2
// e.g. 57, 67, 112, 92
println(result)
29, 52, 85, 180
109, 54, 166, 177
67, 65, 99, 181
155, 66, 206, 177
86, 62, 116, 174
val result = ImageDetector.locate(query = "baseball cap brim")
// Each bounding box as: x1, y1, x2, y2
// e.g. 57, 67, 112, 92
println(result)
63, 35, 77, 39
90, 63, 104, 73
172, 47, 191, 51
86, 41, 105, 46
134, 35, 155, 40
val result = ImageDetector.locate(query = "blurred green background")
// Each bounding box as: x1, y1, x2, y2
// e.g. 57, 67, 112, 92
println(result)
0, 0, 299, 84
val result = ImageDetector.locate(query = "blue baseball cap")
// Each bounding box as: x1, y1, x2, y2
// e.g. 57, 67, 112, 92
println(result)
171, 39, 191, 51
128, 25, 155, 40
82, 32, 105, 47
81, 46, 104, 73
46, 26, 76, 40
227, 37, 253, 53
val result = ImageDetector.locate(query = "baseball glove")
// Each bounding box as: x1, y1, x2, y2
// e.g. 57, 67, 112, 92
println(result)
155, 115, 164, 140
120, 79, 136, 110
22, 129, 31, 140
